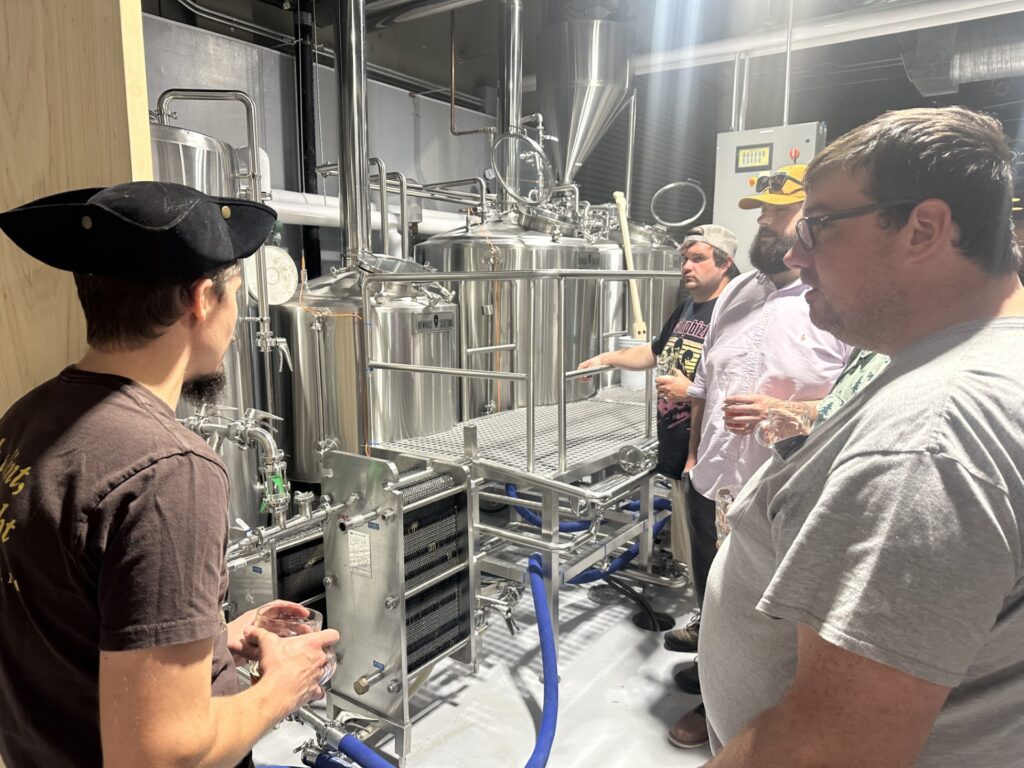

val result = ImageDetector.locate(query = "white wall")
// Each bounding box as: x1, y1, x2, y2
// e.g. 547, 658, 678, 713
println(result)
142, 14, 493, 256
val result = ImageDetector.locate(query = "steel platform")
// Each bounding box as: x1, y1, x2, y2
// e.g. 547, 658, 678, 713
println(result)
373, 385, 656, 482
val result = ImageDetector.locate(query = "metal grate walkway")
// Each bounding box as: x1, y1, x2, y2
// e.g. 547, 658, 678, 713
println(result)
375, 386, 655, 479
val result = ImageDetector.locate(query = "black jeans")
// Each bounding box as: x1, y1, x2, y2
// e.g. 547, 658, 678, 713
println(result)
684, 476, 719, 608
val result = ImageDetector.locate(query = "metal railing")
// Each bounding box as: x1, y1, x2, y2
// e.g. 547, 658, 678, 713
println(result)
360, 267, 679, 475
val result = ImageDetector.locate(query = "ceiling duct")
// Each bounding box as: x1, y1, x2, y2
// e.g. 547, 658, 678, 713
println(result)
536, 17, 635, 185
904, 19, 1024, 96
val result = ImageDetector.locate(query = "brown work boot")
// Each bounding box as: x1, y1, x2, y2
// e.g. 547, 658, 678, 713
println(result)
663, 612, 700, 652
668, 703, 709, 749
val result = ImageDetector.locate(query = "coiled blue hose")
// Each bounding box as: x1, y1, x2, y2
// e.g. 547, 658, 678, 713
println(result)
525, 553, 559, 768
506, 484, 591, 533
623, 497, 672, 512
568, 515, 670, 585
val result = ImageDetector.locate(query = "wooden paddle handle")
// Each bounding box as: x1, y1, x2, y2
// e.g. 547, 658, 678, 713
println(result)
612, 191, 647, 340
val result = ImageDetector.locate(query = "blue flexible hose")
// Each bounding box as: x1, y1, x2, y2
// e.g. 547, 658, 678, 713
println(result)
568, 515, 670, 585
525, 554, 559, 768
313, 753, 348, 768
623, 497, 672, 512
309, 734, 393, 768
506, 484, 591, 533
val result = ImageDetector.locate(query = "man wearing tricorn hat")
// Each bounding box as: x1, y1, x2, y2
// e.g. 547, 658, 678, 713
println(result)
0, 182, 339, 768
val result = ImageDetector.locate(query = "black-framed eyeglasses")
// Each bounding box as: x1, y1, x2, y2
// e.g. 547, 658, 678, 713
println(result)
795, 199, 920, 251
755, 171, 805, 194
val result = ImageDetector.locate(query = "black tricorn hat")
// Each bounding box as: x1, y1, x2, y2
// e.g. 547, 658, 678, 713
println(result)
0, 181, 277, 282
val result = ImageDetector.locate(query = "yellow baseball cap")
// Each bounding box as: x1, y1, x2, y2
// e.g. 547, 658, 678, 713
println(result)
738, 164, 807, 210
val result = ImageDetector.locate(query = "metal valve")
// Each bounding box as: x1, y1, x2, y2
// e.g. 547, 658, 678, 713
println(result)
503, 608, 520, 637
242, 407, 284, 428
275, 337, 293, 372
354, 669, 384, 695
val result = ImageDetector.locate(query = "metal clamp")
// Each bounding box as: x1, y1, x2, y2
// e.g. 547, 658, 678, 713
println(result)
415, 281, 455, 305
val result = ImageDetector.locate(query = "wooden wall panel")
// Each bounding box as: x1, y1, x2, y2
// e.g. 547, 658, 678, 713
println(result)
0, 0, 152, 411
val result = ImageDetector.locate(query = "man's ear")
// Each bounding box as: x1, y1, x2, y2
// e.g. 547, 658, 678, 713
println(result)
905, 198, 957, 261
186, 278, 217, 322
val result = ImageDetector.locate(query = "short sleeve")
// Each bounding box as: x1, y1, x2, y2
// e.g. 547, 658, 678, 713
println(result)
689, 346, 707, 400
758, 451, 1020, 687
651, 301, 687, 357
97, 453, 229, 651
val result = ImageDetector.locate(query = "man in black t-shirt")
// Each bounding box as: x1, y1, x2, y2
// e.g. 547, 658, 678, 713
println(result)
0, 183, 339, 768
578, 224, 739, 571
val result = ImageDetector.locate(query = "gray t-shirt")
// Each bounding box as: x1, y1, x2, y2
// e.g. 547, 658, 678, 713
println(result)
700, 319, 1024, 766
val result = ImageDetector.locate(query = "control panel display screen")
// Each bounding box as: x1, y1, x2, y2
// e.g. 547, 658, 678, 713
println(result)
735, 144, 773, 173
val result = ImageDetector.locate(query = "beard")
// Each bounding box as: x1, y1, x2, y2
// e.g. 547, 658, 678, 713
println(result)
181, 367, 228, 406
805, 275, 908, 351
749, 226, 797, 275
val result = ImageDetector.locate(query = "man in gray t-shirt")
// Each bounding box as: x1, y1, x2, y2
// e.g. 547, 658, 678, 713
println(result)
700, 106, 1024, 767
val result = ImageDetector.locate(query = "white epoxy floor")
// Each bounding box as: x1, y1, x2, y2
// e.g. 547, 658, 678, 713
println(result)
255, 577, 710, 768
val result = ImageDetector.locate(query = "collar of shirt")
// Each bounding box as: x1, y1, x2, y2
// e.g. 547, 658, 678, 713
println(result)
755, 271, 804, 295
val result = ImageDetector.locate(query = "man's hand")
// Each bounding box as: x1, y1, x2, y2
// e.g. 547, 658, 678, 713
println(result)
576, 353, 607, 383
244, 626, 340, 712
722, 393, 782, 435
226, 599, 309, 666
656, 370, 693, 403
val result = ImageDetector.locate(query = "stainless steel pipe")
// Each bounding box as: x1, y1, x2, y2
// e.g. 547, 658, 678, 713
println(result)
156, 88, 277, 416
368, 361, 527, 382
783, 0, 795, 125
624, 91, 637, 218
334, 0, 373, 265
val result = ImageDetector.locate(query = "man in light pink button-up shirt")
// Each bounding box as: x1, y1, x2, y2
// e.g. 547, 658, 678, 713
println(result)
667, 164, 850, 752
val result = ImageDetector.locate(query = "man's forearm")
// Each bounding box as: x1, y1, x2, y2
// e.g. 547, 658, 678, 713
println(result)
687, 399, 705, 467
600, 344, 656, 371
703, 704, 805, 768
197, 683, 295, 768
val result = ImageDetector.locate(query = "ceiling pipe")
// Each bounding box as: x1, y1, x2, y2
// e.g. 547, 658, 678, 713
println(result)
782, 0, 794, 126
952, 36, 1024, 83
172, 0, 483, 106
520, 0, 1024, 89
636, 0, 1024, 74
495, 0, 524, 210
367, 0, 487, 27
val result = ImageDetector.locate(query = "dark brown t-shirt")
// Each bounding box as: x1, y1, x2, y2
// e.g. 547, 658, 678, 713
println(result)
0, 367, 236, 767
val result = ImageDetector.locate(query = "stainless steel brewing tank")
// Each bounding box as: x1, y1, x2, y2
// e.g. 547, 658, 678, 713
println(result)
151, 123, 239, 195
628, 224, 685, 332
150, 122, 264, 528
418, 221, 624, 417
272, 257, 459, 482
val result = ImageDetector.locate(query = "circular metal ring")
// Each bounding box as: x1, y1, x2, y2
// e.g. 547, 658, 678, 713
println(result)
650, 180, 707, 228
489, 132, 555, 207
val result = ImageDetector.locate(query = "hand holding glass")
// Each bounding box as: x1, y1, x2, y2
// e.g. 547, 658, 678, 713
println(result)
753, 401, 815, 447
248, 604, 336, 687
715, 485, 740, 548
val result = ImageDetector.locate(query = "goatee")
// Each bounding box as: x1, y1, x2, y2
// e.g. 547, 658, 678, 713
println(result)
749, 226, 797, 275
181, 368, 228, 406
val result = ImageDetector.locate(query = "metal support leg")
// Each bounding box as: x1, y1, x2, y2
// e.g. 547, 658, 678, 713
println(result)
541, 488, 560, 660
638, 474, 654, 572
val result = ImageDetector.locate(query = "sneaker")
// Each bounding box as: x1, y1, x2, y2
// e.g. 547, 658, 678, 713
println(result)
673, 659, 701, 695
663, 612, 700, 652
668, 703, 709, 749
